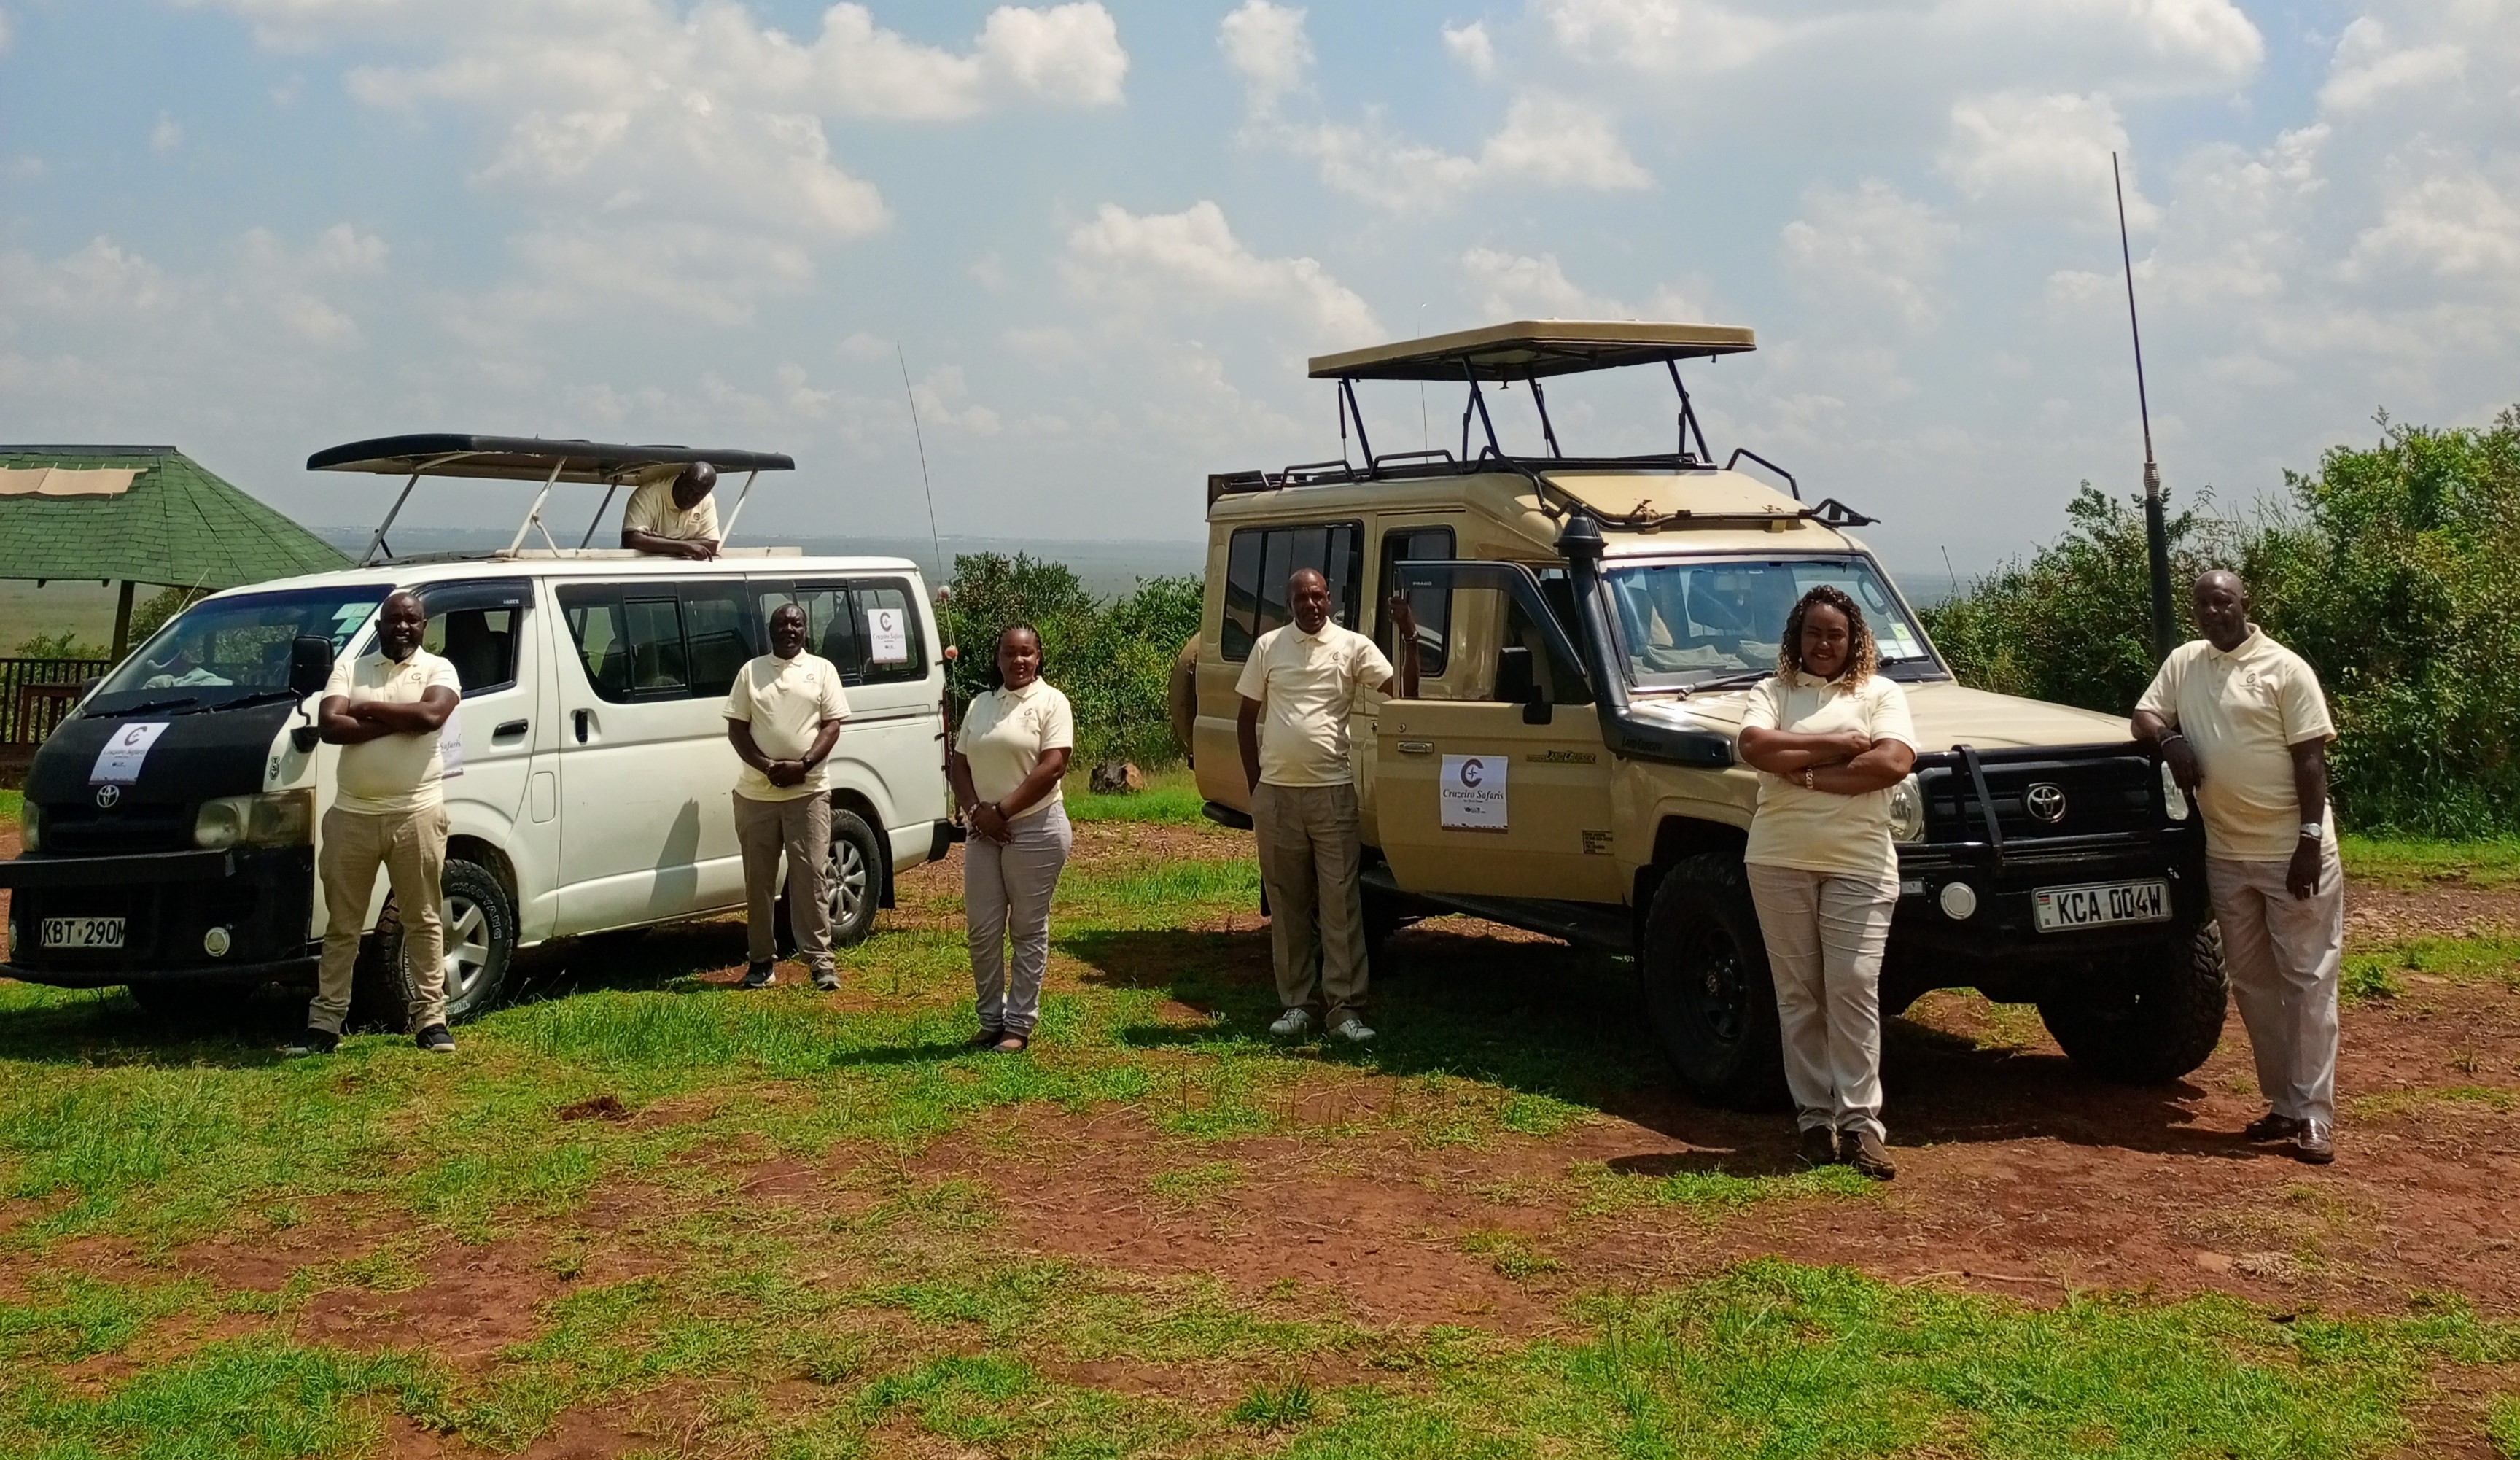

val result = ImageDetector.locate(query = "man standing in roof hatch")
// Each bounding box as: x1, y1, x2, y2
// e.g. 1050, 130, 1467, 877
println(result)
621, 461, 721, 559
288, 589, 464, 1057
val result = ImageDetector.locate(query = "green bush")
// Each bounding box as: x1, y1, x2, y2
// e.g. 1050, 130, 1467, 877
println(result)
1922, 408, 2520, 836
942, 554, 1201, 769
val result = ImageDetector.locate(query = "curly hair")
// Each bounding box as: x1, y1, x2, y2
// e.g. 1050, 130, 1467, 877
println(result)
1776, 585, 1878, 686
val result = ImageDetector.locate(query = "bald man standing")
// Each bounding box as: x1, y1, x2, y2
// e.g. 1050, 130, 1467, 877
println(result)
1236, 569, 1414, 1044
2134, 570, 2342, 1165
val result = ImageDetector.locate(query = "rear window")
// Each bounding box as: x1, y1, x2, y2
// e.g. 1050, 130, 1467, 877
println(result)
1221, 522, 1363, 660
558, 580, 764, 702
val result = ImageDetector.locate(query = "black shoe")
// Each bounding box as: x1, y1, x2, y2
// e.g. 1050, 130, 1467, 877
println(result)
2244, 1110, 2305, 1143
1843, 1127, 1898, 1181
414, 1023, 456, 1055
1797, 1126, 1840, 1169
813, 968, 840, 992
284, 1027, 340, 1057
2292, 1119, 2335, 1165
741, 962, 775, 989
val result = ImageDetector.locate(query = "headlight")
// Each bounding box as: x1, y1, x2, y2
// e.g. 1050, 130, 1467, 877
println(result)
1886, 773, 1926, 843
19, 801, 39, 854
2160, 761, 2190, 822
195, 791, 314, 850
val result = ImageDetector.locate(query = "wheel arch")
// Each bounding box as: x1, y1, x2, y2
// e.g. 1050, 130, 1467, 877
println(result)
1633, 815, 1749, 943
825, 787, 895, 908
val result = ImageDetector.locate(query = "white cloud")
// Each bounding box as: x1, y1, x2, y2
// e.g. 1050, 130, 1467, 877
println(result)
1780, 180, 1956, 327
1939, 91, 2153, 228
1062, 200, 1380, 347
3, 238, 173, 315
150, 113, 185, 152
1461, 248, 1620, 319
1540, 0, 1798, 75
2346, 173, 2520, 284
1219, 0, 1312, 116
1479, 93, 1650, 190
0, 10, 12, 53
1443, 20, 1497, 79
2319, 18, 2467, 115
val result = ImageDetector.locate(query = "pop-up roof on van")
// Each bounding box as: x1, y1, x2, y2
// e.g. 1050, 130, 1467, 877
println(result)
309, 433, 797, 566
1306, 320, 1756, 382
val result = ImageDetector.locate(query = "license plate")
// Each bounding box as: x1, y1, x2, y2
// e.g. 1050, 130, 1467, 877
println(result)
2034, 880, 2169, 933
42, 917, 125, 950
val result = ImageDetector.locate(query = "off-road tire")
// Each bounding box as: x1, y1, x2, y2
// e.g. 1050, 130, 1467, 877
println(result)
778, 806, 885, 954
1638, 853, 1789, 1109
2036, 920, 2228, 1084
363, 857, 518, 1030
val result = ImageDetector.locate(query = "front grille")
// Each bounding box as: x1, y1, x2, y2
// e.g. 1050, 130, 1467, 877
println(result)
36, 800, 192, 854
1920, 752, 2163, 842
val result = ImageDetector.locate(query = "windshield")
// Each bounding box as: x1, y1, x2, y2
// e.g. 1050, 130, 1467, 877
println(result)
87, 586, 389, 712
1604, 556, 1940, 690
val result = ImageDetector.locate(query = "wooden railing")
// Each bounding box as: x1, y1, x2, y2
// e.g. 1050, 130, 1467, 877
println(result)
0, 658, 111, 745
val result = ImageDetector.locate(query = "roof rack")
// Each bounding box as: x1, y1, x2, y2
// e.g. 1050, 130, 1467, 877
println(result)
309, 434, 796, 566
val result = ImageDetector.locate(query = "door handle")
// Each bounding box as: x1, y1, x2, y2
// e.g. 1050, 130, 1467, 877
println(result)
1397, 740, 1434, 755
493, 718, 529, 742
572, 709, 590, 744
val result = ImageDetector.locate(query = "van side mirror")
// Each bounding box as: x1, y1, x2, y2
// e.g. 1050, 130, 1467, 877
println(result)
289, 635, 334, 699
1494, 646, 1535, 705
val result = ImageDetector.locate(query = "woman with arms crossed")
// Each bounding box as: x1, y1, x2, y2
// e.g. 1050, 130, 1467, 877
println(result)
1735, 586, 1918, 1179
949, 625, 1074, 1054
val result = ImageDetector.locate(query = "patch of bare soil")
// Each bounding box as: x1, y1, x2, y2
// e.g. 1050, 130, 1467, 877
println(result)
295, 1238, 567, 1362
2349, 884, 2520, 945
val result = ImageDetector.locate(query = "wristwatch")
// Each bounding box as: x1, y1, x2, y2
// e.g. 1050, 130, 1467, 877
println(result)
1800, 767, 1816, 790
2299, 821, 2324, 840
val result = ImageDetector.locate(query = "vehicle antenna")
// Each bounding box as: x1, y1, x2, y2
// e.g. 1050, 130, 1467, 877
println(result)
896, 343, 954, 666
2113, 151, 2176, 662
1941, 545, 1959, 599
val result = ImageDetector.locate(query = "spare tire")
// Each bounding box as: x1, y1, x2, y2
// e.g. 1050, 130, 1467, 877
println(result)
1166, 634, 1201, 763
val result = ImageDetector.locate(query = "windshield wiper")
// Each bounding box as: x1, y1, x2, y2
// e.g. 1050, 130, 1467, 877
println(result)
1679, 669, 1775, 696
88, 696, 197, 718
173, 689, 303, 714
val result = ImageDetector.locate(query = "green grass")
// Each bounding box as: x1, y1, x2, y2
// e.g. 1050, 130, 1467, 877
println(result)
2344, 933, 2520, 1005
0, 789, 20, 823
2341, 834, 2520, 889
1065, 763, 1209, 825
2490, 1393, 2520, 1457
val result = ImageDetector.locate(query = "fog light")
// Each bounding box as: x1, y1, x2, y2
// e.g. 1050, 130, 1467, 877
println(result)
1939, 882, 1979, 920
203, 926, 232, 958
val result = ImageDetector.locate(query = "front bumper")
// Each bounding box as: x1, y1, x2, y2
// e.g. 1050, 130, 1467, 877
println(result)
1889, 829, 2211, 968
2, 846, 316, 988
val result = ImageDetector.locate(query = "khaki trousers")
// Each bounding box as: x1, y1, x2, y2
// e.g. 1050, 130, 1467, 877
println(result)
735, 792, 832, 974
966, 804, 1073, 1036
312, 804, 448, 1036
1253, 780, 1368, 1022
2209, 845, 2344, 1126
1746, 863, 1897, 1140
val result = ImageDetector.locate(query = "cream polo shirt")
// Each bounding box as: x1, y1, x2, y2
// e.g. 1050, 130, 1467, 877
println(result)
327, 647, 463, 817
1234, 621, 1394, 788
2136, 626, 2336, 861
622, 476, 720, 545
956, 678, 1075, 821
1740, 671, 1918, 888
723, 651, 849, 802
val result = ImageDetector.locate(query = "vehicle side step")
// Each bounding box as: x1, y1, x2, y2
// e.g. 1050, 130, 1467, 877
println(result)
1362, 867, 1632, 952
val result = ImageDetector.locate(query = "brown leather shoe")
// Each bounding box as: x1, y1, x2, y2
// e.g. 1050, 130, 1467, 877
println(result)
1844, 1127, 1898, 1181
2292, 1119, 2334, 1165
1797, 1126, 1839, 1169
2244, 1110, 2304, 1143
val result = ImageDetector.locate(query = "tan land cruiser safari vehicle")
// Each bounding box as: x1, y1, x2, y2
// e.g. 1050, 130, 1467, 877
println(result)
1171, 322, 2223, 1106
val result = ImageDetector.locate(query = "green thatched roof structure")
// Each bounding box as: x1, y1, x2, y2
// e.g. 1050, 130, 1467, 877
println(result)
0, 445, 350, 654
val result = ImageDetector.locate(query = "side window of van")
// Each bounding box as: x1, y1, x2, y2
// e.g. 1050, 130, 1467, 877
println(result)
759, 583, 864, 685
680, 583, 755, 697
559, 586, 632, 701
853, 581, 927, 685
418, 582, 531, 696
1377, 527, 1454, 677
623, 597, 688, 696
1221, 522, 1363, 660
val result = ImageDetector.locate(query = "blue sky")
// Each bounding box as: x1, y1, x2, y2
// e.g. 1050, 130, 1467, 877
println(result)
4, 0, 2514, 577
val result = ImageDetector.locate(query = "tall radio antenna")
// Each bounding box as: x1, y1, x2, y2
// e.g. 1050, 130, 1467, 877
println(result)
2114, 151, 2176, 661
897, 344, 955, 677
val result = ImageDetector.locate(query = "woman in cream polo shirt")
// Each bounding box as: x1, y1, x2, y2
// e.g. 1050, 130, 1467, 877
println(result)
1736, 585, 1918, 1180
949, 625, 1075, 1053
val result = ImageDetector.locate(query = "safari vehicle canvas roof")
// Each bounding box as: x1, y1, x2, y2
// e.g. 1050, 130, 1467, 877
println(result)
1307, 320, 1756, 382
308, 433, 798, 566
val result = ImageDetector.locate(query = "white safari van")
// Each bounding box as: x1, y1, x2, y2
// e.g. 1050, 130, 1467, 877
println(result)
0, 435, 952, 1023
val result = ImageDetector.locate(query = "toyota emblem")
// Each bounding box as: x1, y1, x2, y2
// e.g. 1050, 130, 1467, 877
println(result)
94, 784, 120, 809
2025, 783, 2066, 823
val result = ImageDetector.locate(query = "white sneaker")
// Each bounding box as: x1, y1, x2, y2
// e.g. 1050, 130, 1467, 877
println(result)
1268, 1008, 1314, 1038
1329, 1017, 1377, 1045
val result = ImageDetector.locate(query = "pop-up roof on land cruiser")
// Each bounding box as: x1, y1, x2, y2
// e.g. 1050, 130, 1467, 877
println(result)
310, 432, 797, 566
1213, 319, 1873, 532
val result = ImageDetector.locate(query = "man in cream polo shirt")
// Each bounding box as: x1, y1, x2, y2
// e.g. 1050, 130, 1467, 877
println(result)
621, 462, 720, 559
1235, 568, 1415, 1044
725, 602, 849, 990
289, 589, 464, 1056
2134, 570, 2343, 1165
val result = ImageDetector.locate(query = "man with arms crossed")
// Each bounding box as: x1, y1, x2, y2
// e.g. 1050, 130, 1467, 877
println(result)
289, 589, 463, 1055
621, 462, 721, 559
2133, 570, 2343, 1164
1237, 569, 1415, 1044
726, 602, 849, 990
